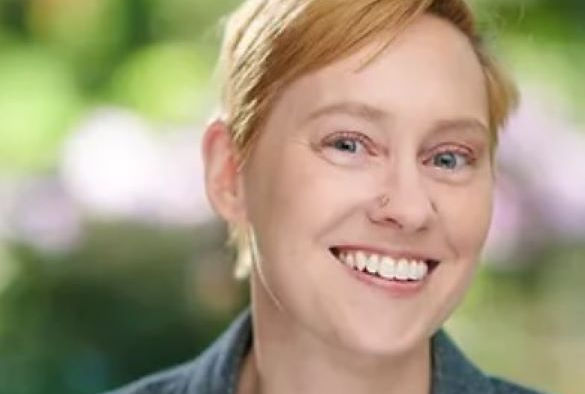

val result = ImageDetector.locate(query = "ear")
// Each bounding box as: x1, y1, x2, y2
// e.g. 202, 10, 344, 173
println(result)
202, 120, 247, 223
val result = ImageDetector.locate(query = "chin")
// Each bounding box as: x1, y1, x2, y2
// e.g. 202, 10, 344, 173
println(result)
328, 313, 431, 357
346, 333, 426, 358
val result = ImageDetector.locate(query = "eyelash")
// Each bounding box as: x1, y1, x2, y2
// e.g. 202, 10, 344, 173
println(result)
322, 131, 377, 155
321, 132, 476, 168
427, 146, 476, 169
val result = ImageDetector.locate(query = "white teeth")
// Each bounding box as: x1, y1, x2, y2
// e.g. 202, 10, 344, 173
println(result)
365, 254, 380, 274
379, 256, 396, 279
335, 249, 432, 282
395, 258, 410, 280
355, 251, 367, 271
418, 261, 428, 278
408, 260, 419, 280
346, 253, 355, 268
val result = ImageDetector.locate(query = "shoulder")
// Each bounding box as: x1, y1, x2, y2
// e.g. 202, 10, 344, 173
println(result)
105, 361, 193, 394
431, 329, 549, 394
488, 376, 549, 394
103, 308, 253, 394
103, 352, 213, 394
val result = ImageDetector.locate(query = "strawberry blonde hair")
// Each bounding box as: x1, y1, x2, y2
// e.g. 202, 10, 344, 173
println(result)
216, 0, 519, 278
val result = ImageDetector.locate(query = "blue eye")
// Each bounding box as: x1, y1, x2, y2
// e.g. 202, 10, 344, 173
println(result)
432, 151, 470, 170
332, 138, 361, 153
319, 132, 377, 167
324, 132, 372, 155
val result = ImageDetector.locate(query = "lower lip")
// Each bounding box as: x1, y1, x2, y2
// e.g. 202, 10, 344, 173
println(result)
339, 261, 429, 297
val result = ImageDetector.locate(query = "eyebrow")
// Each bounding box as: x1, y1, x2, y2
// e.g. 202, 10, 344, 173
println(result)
302, 101, 390, 124
302, 100, 489, 136
430, 118, 489, 137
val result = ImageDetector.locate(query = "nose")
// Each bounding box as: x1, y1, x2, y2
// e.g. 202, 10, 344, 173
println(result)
367, 164, 436, 233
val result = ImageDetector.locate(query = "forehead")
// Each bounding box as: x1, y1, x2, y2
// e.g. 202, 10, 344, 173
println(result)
268, 14, 488, 130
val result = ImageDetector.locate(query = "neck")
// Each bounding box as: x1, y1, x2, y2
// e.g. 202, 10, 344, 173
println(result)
238, 273, 432, 394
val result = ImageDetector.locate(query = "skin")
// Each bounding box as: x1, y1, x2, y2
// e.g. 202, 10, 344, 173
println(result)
203, 14, 492, 394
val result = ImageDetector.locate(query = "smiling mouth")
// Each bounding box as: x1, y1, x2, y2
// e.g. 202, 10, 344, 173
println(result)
329, 247, 440, 282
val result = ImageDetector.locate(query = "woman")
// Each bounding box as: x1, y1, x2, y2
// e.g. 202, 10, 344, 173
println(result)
109, 0, 546, 393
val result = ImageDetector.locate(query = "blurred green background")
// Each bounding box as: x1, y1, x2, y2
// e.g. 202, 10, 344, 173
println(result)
0, 0, 583, 393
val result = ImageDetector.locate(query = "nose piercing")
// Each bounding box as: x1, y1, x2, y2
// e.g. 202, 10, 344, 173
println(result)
378, 194, 390, 207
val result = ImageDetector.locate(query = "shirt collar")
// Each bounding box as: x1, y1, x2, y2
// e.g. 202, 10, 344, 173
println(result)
431, 329, 494, 394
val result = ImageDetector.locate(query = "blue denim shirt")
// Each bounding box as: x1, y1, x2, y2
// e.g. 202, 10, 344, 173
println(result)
106, 308, 546, 394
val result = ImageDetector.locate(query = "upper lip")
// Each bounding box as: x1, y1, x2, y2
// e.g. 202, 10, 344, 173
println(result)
330, 244, 442, 263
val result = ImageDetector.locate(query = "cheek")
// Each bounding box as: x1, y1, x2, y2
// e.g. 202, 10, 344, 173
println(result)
434, 178, 494, 258
432, 171, 493, 254
243, 145, 378, 291
242, 147, 330, 267
243, 148, 364, 313
251, 148, 375, 237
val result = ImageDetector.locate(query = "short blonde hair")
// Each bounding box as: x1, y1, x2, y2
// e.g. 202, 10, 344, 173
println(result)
217, 0, 519, 278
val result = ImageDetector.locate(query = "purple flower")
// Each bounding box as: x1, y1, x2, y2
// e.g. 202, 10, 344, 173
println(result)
485, 89, 585, 263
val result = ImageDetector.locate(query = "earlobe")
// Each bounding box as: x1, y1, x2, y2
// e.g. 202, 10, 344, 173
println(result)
202, 120, 246, 223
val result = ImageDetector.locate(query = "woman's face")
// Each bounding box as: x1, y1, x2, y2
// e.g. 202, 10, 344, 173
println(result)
240, 15, 492, 355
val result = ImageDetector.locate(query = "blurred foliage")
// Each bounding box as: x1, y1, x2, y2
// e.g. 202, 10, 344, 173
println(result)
0, 0, 583, 393
0, 45, 82, 170
0, 0, 239, 174
476, 0, 585, 122
0, 220, 247, 393
108, 42, 212, 122
447, 244, 585, 393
